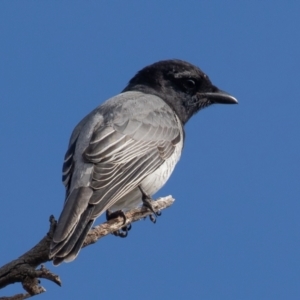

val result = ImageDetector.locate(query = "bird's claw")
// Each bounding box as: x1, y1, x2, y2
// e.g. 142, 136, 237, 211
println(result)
139, 186, 161, 223
106, 209, 132, 238
149, 214, 156, 223
112, 224, 131, 238
106, 209, 127, 224
149, 210, 162, 223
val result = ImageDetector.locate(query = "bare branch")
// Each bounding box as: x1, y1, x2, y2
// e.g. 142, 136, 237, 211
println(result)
0, 293, 31, 300
0, 196, 174, 299
83, 196, 174, 247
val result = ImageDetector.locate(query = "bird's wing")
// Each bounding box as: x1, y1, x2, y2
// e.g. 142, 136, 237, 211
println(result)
61, 107, 100, 199
94, 93, 180, 212
88, 102, 183, 218
51, 92, 183, 260
63, 92, 182, 216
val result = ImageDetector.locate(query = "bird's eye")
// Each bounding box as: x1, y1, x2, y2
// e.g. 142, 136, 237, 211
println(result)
183, 79, 196, 90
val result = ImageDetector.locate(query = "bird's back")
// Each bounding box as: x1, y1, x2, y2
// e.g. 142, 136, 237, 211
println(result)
50, 91, 184, 264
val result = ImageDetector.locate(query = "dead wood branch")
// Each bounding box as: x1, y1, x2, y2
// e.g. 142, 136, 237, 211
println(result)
0, 196, 174, 299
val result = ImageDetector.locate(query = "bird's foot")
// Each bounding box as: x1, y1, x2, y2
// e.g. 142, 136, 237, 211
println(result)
106, 210, 132, 238
139, 186, 161, 223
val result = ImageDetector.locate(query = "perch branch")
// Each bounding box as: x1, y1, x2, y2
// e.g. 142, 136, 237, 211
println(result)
0, 196, 174, 299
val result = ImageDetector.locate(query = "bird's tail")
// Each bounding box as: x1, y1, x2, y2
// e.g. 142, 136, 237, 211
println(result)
49, 187, 94, 265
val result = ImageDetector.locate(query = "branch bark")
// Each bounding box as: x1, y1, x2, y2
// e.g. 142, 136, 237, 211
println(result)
0, 196, 174, 299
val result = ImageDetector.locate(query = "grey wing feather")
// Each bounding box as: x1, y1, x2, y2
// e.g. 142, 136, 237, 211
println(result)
50, 91, 183, 263
62, 107, 102, 197
83, 93, 182, 217
52, 187, 93, 243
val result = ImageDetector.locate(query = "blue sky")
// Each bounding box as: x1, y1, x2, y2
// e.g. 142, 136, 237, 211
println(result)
1, 1, 299, 299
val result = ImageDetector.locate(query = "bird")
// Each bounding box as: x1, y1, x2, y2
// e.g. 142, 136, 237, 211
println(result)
49, 59, 238, 265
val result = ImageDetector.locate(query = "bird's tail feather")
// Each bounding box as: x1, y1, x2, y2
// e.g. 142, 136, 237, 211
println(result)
50, 187, 95, 265
63, 219, 94, 263
53, 217, 94, 265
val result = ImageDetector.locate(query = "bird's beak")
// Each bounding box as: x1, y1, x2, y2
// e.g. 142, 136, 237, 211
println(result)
204, 89, 238, 104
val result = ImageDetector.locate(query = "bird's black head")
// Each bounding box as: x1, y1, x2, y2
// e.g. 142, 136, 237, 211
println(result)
123, 59, 238, 124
